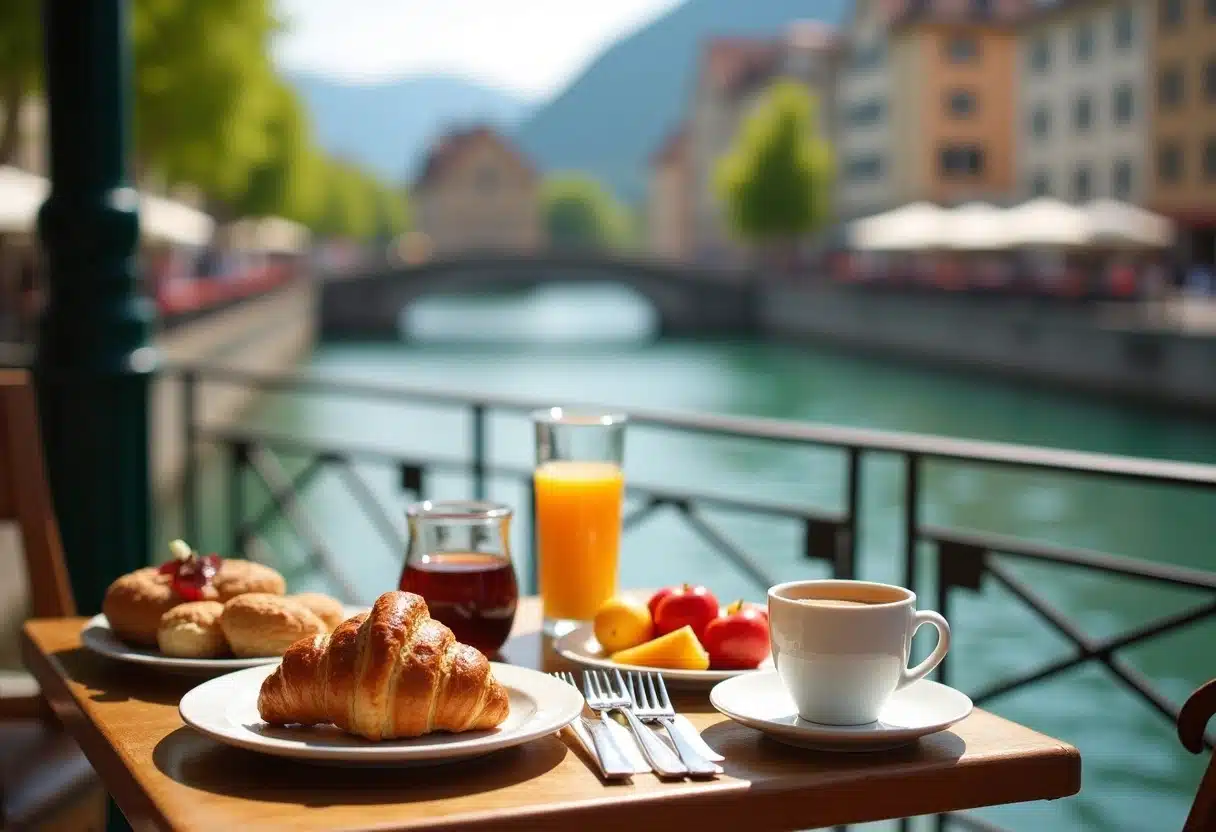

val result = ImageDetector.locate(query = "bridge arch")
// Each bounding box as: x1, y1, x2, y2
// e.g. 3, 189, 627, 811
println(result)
319, 253, 758, 339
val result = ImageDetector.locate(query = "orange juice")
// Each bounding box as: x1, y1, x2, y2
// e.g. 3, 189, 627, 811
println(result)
534, 460, 624, 622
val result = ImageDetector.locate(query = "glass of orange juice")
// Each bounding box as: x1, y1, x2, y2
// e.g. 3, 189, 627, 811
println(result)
532, 407, 627, 637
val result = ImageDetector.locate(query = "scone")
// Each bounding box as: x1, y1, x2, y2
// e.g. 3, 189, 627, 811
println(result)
212, 559, 287, 601
157, 601, 228, 658
290, 593, 345, 631
221, 594, 327, 658
102, 568, 212, 647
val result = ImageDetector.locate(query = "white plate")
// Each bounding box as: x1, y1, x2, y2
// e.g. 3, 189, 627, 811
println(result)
710, 671, 973, 752
552, 623, 773, 688
179, 662, 584, 766
80, 607, 368, 676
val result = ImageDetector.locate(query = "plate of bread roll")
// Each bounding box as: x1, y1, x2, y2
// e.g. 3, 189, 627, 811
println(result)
179, 590, 584, 765
81, 540, 359, 674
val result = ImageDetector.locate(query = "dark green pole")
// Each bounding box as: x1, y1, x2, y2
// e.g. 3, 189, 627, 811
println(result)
36, 0, 154, 615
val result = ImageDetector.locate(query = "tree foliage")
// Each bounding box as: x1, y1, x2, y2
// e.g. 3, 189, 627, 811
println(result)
0, 0, 41, 165
715, 80, 833, 243
542, 174, 632, 251
0, 1, 404, 240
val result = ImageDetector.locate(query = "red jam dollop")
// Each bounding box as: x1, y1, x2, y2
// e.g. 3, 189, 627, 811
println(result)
158, 540, 222, 601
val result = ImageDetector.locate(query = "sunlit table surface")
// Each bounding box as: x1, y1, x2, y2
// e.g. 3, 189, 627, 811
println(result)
21, 596, 1080, 831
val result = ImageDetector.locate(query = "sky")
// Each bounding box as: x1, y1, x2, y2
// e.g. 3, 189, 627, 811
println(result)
274, 0, 683, 100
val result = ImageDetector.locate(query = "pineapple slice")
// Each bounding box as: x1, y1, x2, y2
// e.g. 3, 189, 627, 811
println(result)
609, 625, 710, 671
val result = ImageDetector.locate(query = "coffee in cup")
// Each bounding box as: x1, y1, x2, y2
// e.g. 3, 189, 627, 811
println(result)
767, 579, 951, 726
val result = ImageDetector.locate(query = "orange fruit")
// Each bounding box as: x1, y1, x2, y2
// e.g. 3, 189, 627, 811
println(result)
609, 625, 710, 671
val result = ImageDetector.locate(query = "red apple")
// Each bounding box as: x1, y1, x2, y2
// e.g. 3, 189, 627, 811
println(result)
703, 600, 771, 670
647, 586, 679, 620
653, 584, 720, 640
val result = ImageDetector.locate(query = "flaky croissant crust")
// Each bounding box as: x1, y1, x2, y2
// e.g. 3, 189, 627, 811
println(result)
257, 591, 510, 740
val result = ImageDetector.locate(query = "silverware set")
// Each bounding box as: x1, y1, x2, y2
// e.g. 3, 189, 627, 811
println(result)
555, 669, 722, 779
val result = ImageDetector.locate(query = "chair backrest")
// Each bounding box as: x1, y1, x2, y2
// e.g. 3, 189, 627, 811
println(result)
0, 370, 75, 618
1180, 679, 1216, 832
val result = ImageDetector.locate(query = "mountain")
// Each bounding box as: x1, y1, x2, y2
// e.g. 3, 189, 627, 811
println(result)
288, 72, 532, 184
515, 0, 851, 203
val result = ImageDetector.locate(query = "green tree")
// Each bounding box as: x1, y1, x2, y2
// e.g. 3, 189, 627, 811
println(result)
229, 82, 323, 224
315, 161, 375, 240
0, 0, 40, 165
131, 0, 280, 201
370, 184, 410, 242
715, 80, 833, 257
542, 174, 631, 251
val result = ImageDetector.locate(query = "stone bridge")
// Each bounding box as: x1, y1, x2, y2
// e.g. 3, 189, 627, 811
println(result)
318, 253, 760, 339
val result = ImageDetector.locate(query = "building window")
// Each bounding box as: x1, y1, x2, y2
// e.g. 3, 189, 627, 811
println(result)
1209, 0, 1216, 19
1074, 22, 1096, 62
1158, 141, 1183, 183
1159, 66, 1184, 108
1114, 6, 1135, 48
1029, 36, 1051, 72
1206, 58, 1216, 102
846, 98, 886, 126
945, 36, 979, 63
1206, 138, 1216, 181
1073, 94, 1094, 130
1030, 171, 1051, 196
851, 40, 886, 71
940, 144, 985, 177
946, 89, 977, 117
1113, 83, 1135, 124
1160, 0, 1183, 26
1113, 159, 1133, 198
1030, 105, 1051, 138
845, 154, 885, 181
1073, 166, 1093, 201
972, 0, 993, 16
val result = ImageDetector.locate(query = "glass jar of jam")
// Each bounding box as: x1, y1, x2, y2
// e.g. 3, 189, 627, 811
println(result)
398, 500, 519, 656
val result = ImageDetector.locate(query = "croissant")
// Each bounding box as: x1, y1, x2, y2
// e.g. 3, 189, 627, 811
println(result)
257, 590, 511, 740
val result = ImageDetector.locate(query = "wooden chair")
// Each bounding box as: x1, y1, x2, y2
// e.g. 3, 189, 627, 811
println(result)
1180, 679, 1216, 832
0, 369, 104, 831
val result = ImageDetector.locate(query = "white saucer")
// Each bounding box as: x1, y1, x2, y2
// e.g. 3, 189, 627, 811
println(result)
81, 607, 367, 676
710, 671, 972, 752
552, 622, 773, 689
179, 662, 583, 766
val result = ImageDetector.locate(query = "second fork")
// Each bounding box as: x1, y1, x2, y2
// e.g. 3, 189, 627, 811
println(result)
584, 670, 688, 777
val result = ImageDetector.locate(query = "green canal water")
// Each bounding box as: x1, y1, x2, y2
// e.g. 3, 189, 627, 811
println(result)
194, 284, 1216, 831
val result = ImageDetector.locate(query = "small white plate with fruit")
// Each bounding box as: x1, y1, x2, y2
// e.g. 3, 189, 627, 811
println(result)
553, 585, 774, 688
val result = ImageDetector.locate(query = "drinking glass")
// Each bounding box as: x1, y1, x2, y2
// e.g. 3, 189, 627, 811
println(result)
398, 500, 519, 655
531, 407, 627, 637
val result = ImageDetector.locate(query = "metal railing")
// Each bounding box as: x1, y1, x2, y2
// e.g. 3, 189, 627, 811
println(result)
173, 362, 1216, 831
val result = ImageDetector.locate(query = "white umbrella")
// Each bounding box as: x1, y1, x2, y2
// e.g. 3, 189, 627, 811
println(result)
139, 193, 214, 247
228, 216, 310, 254
1084, 199, 1174, 249
849, 202, 948, 251
1004, 198, 1091, 248
0, 165, 48, 234
944, 202, 1009, 251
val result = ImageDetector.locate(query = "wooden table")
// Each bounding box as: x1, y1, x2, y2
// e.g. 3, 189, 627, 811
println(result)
22, 598, 1080, 831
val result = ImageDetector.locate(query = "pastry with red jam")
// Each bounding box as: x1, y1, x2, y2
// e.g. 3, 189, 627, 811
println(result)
101, 540, 285, 648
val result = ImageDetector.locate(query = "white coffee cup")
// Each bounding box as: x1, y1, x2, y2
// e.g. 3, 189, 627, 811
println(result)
768, 579, 951, 726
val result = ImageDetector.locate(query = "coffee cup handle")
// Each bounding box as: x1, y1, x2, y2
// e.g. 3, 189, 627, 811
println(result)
899, 610, 951, 689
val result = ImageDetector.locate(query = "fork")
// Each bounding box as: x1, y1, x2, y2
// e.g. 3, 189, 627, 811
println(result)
554, 672, 633, 779
626, 671, 721, 776
586, 670, 687, 778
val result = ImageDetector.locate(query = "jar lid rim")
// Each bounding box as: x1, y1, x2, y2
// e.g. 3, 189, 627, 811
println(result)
407, 499, 512, 520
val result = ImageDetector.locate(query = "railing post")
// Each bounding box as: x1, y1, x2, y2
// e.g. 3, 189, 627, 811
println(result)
182, 368, 199, 544
229, 441, 248, 556
841, 447, 861, 580
904, 454, 922, 592
471, 403, 487, 500
525, 479, 538, 596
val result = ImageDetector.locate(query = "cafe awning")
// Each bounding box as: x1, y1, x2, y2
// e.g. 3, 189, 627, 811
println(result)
1084, 199, 1174, 248
848, 202, 948, 251
944, 202, 1008, 251
1003, 198, 1091, 248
